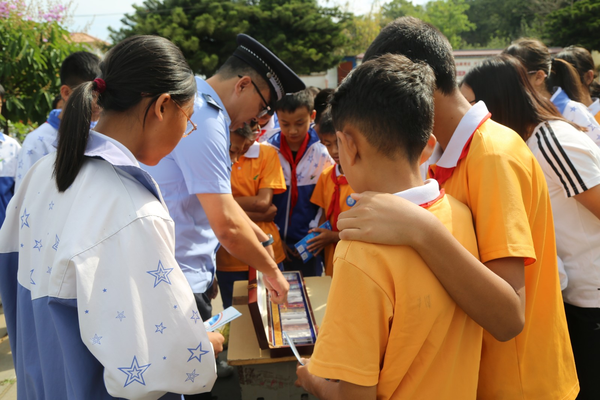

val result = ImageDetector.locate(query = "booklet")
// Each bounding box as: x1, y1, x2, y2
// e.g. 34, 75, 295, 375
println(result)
204, 306, 242, 332
294, 221, 332, 263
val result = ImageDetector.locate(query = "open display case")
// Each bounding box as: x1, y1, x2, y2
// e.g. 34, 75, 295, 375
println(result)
247, 268, 318, 358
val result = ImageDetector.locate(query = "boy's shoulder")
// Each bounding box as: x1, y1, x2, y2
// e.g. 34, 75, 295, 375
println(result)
334, 239, 422, 283
266, 131, 282, 149
318, 164, 336, 180
1, 133, 21, 149
469, 119, 533, 163
22, 122, 57, 148
258, 142, 279, 158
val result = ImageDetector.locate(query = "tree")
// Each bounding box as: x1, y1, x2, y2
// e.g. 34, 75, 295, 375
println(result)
381, 0, 425, 21
462, 0, 569, 48
546, 0, 600, 50
0, 0, 85, 134
423, 0, 475, 49
110, 0, 350, 76
381, 0, 474, 49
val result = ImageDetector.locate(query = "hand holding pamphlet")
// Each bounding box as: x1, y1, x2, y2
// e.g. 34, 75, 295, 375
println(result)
294, 221, 332, 263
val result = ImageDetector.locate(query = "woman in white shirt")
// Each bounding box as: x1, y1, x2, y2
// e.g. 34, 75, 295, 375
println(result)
0, 35, 222, 400
504, 38, 600, 147
461, 54, 600, 400
557, 46, 600, 124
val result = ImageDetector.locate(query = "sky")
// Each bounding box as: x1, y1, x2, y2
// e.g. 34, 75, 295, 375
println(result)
66, 0, 428, 43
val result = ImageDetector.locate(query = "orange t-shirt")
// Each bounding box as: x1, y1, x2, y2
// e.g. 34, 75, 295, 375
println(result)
430, 117, 579, 399
216, 143, 286, 272
309, 193, 482, 399
310, 164, 355, 276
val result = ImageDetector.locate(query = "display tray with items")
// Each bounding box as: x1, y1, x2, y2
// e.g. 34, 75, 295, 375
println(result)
247, 268, 318, 358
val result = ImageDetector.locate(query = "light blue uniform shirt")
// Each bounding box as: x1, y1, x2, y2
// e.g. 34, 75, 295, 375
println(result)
143, 77, 232, 294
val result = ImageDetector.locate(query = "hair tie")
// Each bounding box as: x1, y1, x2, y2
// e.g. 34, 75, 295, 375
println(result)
93, 78, 106, 94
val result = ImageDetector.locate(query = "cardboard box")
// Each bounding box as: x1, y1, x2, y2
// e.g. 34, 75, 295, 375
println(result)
248, 268, 318, 358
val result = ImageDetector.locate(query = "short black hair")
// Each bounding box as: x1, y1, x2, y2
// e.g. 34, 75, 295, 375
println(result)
216, 56, 271, 102
314, 88, 334, 124
330, 53, 435, 162
274, 89, 314, 114
318, 107, 335, 136
364, 16, 455, 94
60, 51, 101, 87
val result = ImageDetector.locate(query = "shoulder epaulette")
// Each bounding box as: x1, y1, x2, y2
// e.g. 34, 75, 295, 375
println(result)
202, 93, 222, 111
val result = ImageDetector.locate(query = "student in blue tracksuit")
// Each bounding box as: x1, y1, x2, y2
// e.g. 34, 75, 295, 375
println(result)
268, 89, 333, 276
0, 35, 221, 400
0, 84, 21, 227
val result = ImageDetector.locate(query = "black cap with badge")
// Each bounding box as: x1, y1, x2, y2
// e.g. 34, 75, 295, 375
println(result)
232, 34, 306, 105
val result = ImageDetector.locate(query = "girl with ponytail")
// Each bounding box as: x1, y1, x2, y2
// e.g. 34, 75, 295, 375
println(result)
0, 35, 222, 399
461, 55, 600, 399
558, 46, 600, 125
504, 38, 600, 147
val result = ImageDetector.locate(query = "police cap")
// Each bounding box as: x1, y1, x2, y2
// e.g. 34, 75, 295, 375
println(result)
233, 34, 306, 104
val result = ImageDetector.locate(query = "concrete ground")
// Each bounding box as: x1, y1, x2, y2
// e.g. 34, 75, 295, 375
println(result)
0, 296, 242, 400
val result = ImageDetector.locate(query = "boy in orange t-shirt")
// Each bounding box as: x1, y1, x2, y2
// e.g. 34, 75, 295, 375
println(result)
337, 17, 578, 400
309, 109, 355, 276
216, 123, 287, 308
295, 54, 483, 400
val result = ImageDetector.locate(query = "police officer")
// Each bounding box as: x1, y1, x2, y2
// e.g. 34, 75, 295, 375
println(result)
142, 35, 304, 396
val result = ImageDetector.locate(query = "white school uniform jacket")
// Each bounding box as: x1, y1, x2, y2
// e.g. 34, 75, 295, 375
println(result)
0, 131, 216, 399
551, 87, 600, 147
0, 133, 21, 226
15, 109, 60, 190
526, 120, 600, 308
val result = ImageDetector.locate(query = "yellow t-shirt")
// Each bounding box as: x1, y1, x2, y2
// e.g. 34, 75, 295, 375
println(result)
216, 143, 286, 272
430, 119, 579, 399
309, 194, 483, 400
310, 164, 355, 276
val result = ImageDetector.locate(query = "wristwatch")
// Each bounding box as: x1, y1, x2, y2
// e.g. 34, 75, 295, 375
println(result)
261, 234, 274, 247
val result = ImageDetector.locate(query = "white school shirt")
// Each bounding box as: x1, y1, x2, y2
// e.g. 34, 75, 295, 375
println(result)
0, 130, 216, 399
15, 109, 61, 190
588, 98, 600, 119
551, 87, 600, 147
0, 133, 21, 226
526, 120, 600, 308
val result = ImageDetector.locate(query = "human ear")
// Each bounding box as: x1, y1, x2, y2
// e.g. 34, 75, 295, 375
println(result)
533, 70, 547, 87
153, 93, 172, 122
310, 109, 316, 121
235, 76, 252, 97
336, 130, 358, 166
60, 85, 72, 102
584, 70, 595, 87
419, 134, 437, 165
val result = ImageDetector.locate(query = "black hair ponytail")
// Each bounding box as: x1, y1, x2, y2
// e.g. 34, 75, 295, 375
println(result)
547, 58, 586, 104
54, 81, 94, 192
54, 35, 196, 192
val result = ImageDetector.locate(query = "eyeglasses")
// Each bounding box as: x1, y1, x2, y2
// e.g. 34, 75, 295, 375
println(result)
175, 102, 197, 137
238, 75, 273, 118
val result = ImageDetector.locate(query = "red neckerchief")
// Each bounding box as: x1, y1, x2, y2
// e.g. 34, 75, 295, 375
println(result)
256, 128, 267, 141
280, 134, 311, 218
326, 167, 348, 231
419, 188, 445, 208
428, 113, 491, 185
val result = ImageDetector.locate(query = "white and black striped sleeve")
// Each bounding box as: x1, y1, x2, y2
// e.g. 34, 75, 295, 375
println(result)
533, 122, 600, 198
